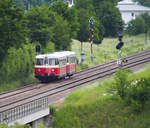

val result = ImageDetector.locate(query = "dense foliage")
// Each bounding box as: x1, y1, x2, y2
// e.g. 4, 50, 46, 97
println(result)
126, 13, 150, 35
52, 67, 150, 128
50, 1, 80, 39
0, 0, 73, 89
75, 0, 121, 43
0, 0, 123, 90
113, 69, 150, 112
13, 0, 49, 10
134, 0, 150, 7
93, 0, 121, 37
25, 4, 72, 50
0, 0, 27, 63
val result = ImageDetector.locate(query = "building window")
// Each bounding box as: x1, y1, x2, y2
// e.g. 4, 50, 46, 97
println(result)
131, 12, 134, 17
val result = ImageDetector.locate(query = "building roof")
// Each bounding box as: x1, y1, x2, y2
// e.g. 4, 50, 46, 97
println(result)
117, 0, 150, 12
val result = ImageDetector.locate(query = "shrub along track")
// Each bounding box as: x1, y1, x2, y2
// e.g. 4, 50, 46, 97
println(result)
0, 49, 150, 112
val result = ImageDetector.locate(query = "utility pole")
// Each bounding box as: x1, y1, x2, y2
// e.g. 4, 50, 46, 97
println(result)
89, 17, 94, 62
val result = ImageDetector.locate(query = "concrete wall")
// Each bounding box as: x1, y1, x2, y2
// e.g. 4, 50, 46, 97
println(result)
8, 108, 49, 126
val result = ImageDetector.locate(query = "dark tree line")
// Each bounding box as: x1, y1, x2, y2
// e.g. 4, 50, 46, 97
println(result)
0, 0, 27, 63
0, 0, 122, 66
75, 0, 121, 43
134, 0, 150, 7
126, 13, 150, 35
0, 0, 124, 88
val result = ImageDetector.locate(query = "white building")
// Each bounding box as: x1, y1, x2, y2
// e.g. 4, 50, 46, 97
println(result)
64, 0, 74, 8
117, 0, 150, 24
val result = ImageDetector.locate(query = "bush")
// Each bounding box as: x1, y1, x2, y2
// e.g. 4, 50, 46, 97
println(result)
114, 69, 150, 112
126, 78, 150, 106
130, 99, 142, 113
126, 16, 147, 35
0, 43, 39, 92
114, 69, 130, 98
0, 43, 36, 81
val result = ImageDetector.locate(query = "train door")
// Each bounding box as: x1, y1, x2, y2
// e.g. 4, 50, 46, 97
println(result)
70, 56, 76, 74
59, 58, 67, 77
67, 56, 70, 74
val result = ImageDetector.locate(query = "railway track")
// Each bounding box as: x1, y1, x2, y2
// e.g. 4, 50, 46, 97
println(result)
0, 49, 150, 112
0, 49, 150, 100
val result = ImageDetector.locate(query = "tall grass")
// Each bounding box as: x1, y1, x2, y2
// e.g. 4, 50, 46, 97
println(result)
72, 34, 150, 70
0, 42, 55, 93
53, 65, 150, 128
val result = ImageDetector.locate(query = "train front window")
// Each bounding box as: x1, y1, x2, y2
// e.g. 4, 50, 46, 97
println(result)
36, 59, 44, 65
49, 59, 56, 66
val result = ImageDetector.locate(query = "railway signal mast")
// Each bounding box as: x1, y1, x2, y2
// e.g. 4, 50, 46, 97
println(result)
89, 17, 94, 62
116, 21, 124, 67
36, 45, 40, 55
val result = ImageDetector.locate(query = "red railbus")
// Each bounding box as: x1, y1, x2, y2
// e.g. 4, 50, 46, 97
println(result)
34, 51, 76, 82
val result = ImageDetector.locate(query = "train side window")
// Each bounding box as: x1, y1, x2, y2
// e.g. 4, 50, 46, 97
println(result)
67, 57, 69, 63
55, 59, 59, 65
70, 57, 75, 64
59, 59, 66, 67
49, 59, 56, 66
45, 57, 48, 65
36, 59, 44, 65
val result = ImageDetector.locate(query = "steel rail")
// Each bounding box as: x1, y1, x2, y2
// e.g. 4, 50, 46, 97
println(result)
0, 51, 150, 110
0, 49, 150, 100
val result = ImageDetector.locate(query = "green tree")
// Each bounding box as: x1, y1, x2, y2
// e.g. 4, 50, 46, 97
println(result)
52, 16, 71, 50
141, 13, 150, 31
134, 0, 150, 7
0, 0, 27, 64
50, 1, 80, 38
93, 18, 104, 44
94, 1, 121, 37
25, 5, 53, 47
75, 0, 94, 11
76, 9, 89, 43
26, 5, 72, 50
13, 0, 47, 10
75, 0, 104, 43
126, 16, 147, 35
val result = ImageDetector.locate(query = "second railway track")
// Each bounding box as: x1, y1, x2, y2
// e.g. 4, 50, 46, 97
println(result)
1, 49, 150, 100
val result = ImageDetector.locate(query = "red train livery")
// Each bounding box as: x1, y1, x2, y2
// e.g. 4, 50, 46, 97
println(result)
34, 51, 76, 82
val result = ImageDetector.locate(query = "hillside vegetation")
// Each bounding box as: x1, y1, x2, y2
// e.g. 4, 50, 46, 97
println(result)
0, 0, 121, 92
53, 66, 150, 128
0, 34, 150, 92
73, 34, 150, 70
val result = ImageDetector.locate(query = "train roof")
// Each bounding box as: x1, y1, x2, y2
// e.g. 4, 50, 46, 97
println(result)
36, 51, 75, 59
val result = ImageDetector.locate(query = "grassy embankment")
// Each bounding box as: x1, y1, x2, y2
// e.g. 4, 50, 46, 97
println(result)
0, 34, 150, 93
52, 34, 150, 128
53, 65, 150, 128
72, 34, 150, 70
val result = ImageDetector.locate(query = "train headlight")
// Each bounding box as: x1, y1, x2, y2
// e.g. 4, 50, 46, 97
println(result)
38, 69, 41, 72
51, 69, 55, 72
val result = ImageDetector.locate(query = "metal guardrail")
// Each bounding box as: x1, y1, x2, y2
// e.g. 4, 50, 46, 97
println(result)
0, 97, 48, 124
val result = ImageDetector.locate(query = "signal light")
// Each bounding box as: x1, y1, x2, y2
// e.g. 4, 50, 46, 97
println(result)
118, 33, 123, 41
36, 45, 40, 54
91, 34, 94, 39
89, 18, 94, 41
88, 38, 91, 41
89, 18, 94, 25
116, 42, 124, 50
90, 28, 94, 34
90, 28, 94, 32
